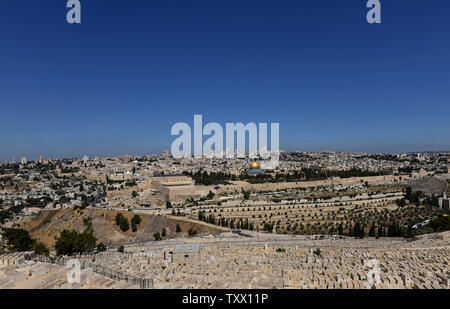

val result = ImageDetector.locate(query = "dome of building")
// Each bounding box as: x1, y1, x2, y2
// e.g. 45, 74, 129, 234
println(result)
249, 161, 260, 169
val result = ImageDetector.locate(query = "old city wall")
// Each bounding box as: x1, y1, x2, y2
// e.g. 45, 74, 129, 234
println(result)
216, 174, 406, 194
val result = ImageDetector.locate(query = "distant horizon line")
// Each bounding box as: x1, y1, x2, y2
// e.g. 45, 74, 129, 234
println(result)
3, 149, 449, 163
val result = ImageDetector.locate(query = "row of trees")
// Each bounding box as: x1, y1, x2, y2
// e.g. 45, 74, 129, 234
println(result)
2, 227, 107, 256
336, 221, 416, 238
1, 228, 49, 255
114, 213, 142, 232
54, 229, 98, 256
1, 222, 108, 257
153, 225, 191, 240
198, 210, 255, 230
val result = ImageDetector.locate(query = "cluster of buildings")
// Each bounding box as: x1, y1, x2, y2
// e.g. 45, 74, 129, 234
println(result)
281, 151, 448, 174
0, 151, 448, 222
0, 151, 449, 290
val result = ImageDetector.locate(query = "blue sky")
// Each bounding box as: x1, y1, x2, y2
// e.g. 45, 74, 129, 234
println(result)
0, 0, 449, 161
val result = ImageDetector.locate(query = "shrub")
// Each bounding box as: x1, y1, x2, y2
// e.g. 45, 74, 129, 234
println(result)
1, 228, 34, 251
115, 213, 129, 232
131, 215, 142, 232
153, 232, 161, 241
54, 229, 97, 256
96, 242, 107, 252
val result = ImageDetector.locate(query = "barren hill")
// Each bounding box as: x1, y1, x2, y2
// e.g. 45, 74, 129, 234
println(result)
19, 208, 224, 249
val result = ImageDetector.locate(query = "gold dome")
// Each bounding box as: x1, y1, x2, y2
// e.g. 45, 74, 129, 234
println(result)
249, 161, 260, 169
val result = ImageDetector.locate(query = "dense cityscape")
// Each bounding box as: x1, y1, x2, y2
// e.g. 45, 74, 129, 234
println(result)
2, 0, 449, 295
0, 151, 449, 289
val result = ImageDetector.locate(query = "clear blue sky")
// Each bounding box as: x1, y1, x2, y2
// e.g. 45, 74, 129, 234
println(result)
1, 0, 449, 161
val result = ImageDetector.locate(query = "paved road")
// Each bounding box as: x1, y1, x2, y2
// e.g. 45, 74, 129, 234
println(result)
90, 186, 104, 207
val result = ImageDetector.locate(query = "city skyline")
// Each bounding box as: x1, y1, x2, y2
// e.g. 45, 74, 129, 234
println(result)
1, 0, 449, 293
1, 0, 449, 161
4, 148, 450, 164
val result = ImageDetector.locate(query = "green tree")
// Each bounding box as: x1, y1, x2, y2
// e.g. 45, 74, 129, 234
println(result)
188, 228, 197, 237
54, 229, 97, 256
153, 232, 161, 241
32, 242, 49, 256
176, 223, 182, 233
406, 225, 415, 238
242, 190, 250, 200
353, 222, 364, 238
119, 219, 129, 232
96, 242, 107, 252
115, 213, 130, 232
1, 228, 34, 251
396, 198, 406, 207
337, 223, 344, 235
131, 215, 142, 232
429, 216, 450, 232
369, 225, 376, 237
207, 191, 215, 200
377, 225, 383, 238
405, 186, 412, 202
263, 222, 274, 232
387, 222, 402, 237
115, 213, 123, 225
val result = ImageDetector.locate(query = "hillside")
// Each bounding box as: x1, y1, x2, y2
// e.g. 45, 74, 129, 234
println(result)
18, 208, 224, 249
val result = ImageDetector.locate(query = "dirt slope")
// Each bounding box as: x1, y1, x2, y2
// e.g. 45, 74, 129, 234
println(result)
19, 208, 223, 249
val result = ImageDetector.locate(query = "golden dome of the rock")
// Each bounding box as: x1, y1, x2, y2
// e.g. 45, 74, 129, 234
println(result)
249, 161, 260, 169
